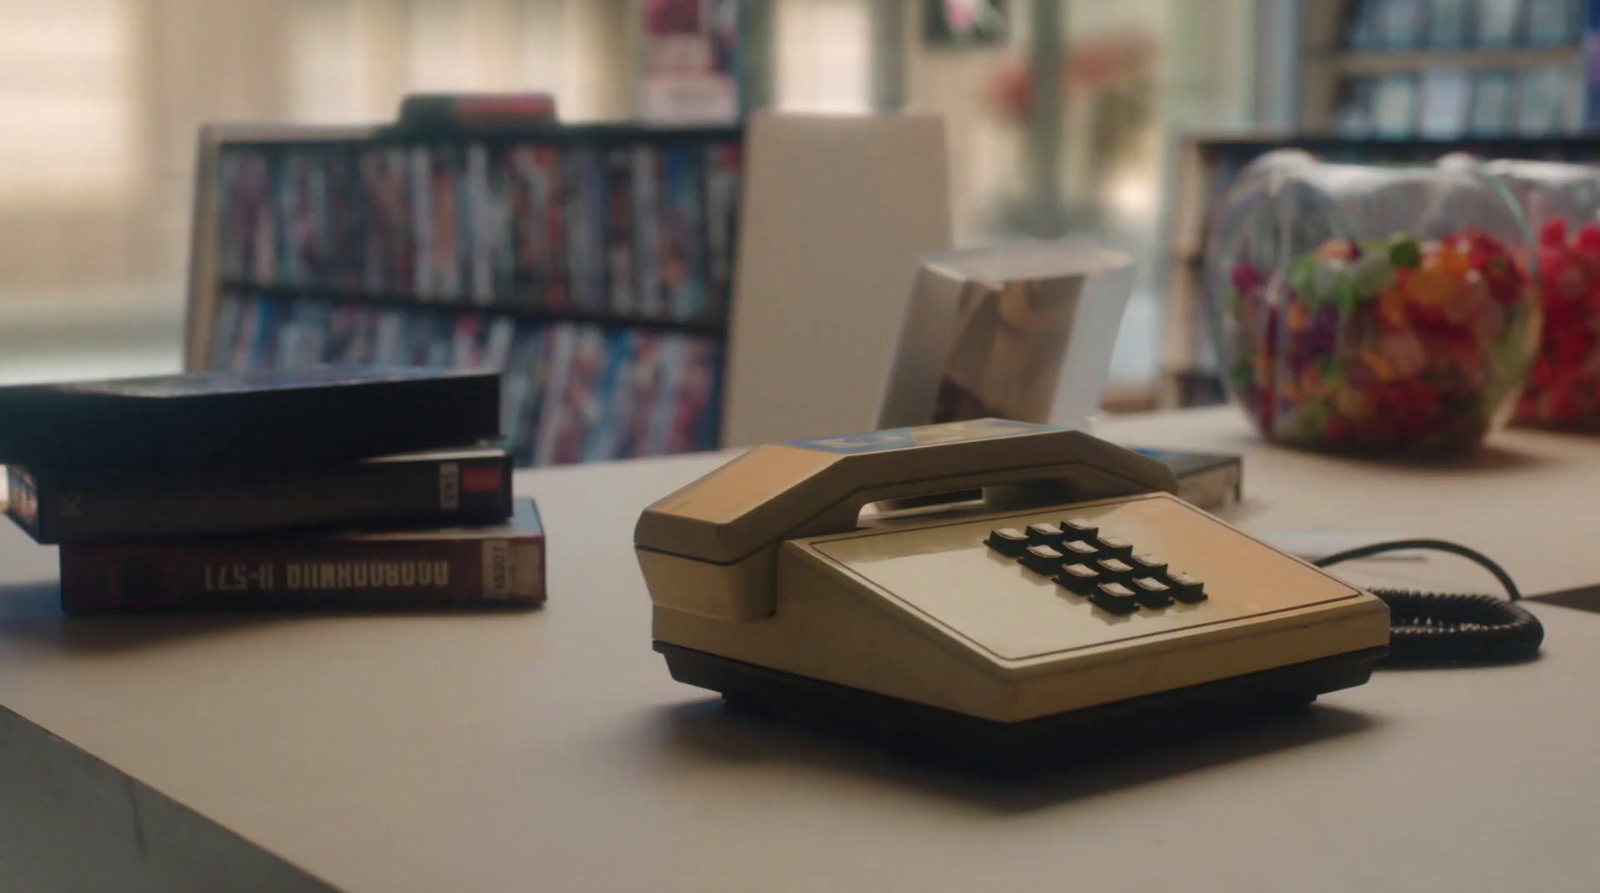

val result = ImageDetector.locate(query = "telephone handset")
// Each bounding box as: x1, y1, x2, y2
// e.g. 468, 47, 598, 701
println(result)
635, 418, 1177, 622
636, 419, 1390, 757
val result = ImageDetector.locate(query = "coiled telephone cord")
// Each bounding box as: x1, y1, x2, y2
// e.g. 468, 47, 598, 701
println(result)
1313, 539, 1544, 665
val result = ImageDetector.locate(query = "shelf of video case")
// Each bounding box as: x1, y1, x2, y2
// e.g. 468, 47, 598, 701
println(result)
221, 124, 746, 153
1333, 47, 1580, 74
206, 290, 728, 467
215, 136, 745, 332
218, 281, 731, 338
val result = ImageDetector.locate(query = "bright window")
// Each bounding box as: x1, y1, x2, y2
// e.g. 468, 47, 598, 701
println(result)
0, 0, 133, 201
775, 0, 872, 113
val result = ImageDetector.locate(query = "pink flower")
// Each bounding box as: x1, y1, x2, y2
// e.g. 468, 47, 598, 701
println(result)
943, 0, 979, 30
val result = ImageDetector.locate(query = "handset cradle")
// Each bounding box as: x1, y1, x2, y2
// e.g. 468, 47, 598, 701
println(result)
634, 419, 1389, 760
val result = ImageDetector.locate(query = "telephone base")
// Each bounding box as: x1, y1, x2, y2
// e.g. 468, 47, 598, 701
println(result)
656, 641, 1386, 769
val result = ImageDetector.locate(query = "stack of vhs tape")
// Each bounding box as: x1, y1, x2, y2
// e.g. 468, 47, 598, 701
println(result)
0, 367, 545, 614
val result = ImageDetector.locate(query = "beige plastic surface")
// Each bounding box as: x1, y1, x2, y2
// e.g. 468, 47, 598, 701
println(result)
636, 547, 775, 622
654, 492, 1388, 721
812, 494, 1364, 661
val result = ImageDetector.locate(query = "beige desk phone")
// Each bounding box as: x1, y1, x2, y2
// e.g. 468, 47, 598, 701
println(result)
635, 419, 1390, 756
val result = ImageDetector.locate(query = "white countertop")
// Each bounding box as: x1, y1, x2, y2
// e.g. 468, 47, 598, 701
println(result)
1, 407, 1597, 892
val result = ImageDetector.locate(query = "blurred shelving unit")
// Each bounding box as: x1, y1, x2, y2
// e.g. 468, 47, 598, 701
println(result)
1153, 0, 1599, 409
1299, 0, 1586, 137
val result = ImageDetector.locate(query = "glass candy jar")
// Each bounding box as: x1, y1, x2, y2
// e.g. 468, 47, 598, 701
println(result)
1204, 150, 1541, 455
1479, 159, 1600, 430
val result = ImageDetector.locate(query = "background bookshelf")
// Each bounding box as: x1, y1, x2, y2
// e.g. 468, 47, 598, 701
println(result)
1160, 131, 1600, 405
187, 113, 956, 462
1297, 0, 1588, 137
188, 122, 742, 468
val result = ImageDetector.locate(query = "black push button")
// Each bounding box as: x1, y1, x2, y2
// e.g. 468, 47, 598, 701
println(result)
1166, 571, 1207, 603
1093, 534, 1134, 559
986, 527, 1029, 556
1026, 522, 1066, 545
1089, 582, 1140, 615
1020, 544, 1065, 575
1060, 540, 1099, 560
1131, 577, 1173, 608
1095, 557, 1136, 582
1052, 563, 1100, 595
1059, 518, 1099, 541
1129, 552, 1167, 577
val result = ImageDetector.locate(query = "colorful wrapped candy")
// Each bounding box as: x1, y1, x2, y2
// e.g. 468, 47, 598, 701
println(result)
1520, 218, 1600, 427
1207, 152, 1540, 455
1475, 160, 1600, 430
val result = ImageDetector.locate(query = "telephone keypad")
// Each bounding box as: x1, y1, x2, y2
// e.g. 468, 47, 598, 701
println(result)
985, 527, 1030, 556
1020, 544, 1066, 575
1090, 582, 1140, 615
1129, 552, 1168, 577
1095, 557, 1136, 582
1060, 540, 1099, 560
1167, 571, 1207, 603
1052, 563, 1100, 595
1131, 577, 1174, 608
987, 523, 1208, 616
1060, 518, 1099, 541
1025, 522, 1066, 546
1093, 534, 1135, 559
